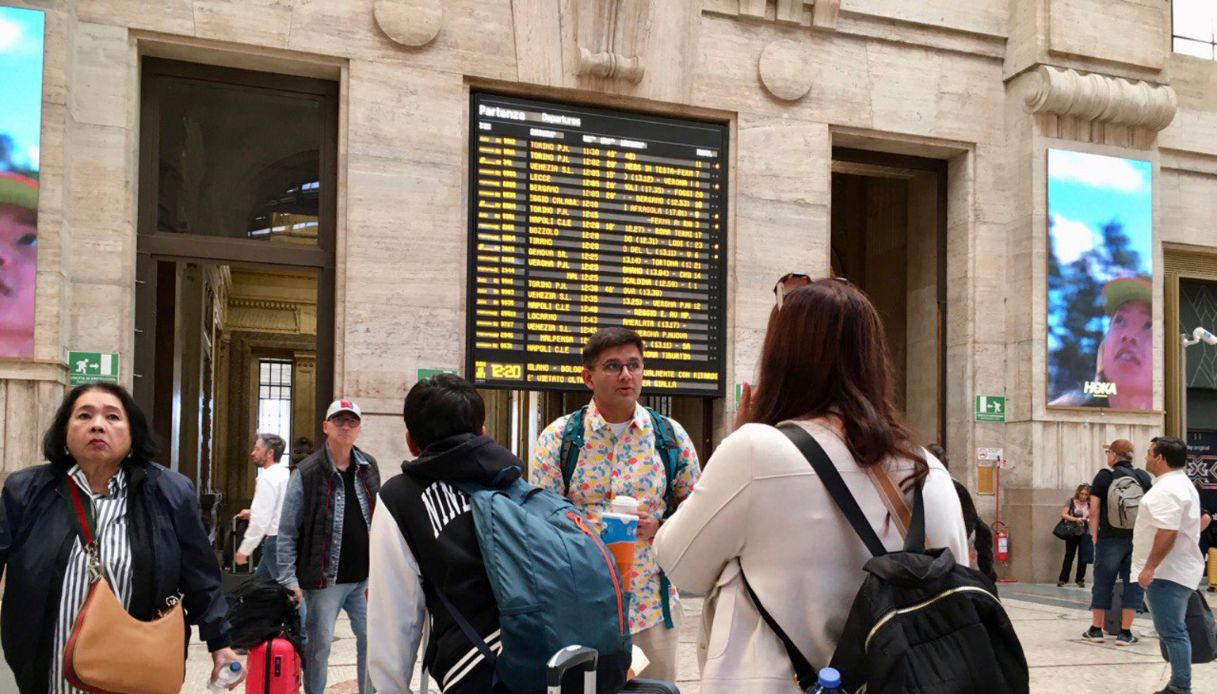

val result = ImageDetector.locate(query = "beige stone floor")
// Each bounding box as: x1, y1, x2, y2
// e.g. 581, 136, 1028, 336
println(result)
4, 585, 1213, 692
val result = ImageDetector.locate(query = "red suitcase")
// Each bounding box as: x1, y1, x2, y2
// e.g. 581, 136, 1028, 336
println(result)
245, 637, 301, 694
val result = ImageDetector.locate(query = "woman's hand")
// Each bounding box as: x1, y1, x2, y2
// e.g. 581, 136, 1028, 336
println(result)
210, 648, 246, 690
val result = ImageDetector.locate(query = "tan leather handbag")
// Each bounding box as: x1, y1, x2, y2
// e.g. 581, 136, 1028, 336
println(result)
62, 478, 186, 694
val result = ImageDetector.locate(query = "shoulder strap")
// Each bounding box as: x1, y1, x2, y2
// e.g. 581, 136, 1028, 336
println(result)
559, 406, 589, 495
778, 424, 888, 557
739, 567, 817, 691
62, 476, 96, 545
646, 408, 683, 519
431, 583, 499, 670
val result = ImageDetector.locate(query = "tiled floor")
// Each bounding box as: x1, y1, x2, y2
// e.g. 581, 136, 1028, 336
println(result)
5, 584, 1213, 692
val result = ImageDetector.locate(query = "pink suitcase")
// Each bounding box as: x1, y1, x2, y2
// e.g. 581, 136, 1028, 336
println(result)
245, 637, 301, 694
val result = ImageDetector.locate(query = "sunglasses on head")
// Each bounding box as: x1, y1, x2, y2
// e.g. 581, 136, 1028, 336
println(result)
773, 273, 849, 309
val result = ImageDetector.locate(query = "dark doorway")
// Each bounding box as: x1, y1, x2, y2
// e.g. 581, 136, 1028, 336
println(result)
135, 59, 337, 533
830, 148, 948, 444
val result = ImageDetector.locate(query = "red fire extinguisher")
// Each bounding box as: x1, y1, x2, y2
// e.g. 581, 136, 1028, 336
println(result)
993, 521, 1009, 563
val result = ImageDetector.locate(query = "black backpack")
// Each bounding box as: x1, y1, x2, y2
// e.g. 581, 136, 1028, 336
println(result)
741, 425, 1029, 694
226, 578, 305, 658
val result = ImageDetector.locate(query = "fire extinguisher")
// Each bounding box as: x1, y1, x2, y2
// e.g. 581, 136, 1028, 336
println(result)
993, 521, 1009, 563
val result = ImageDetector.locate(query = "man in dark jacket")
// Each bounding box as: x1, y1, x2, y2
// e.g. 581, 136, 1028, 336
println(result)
278, 398, 380, 694
368, 374, 515, 693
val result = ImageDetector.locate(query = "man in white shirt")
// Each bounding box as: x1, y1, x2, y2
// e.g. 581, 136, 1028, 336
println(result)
236, 433, 290, 581
1133, 435, 1213, 694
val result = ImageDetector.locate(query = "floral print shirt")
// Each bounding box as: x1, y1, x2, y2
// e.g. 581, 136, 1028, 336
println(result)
531, 402, 701, 633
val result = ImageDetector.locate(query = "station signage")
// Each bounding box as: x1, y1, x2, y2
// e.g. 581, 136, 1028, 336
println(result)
466, 93, 728, 396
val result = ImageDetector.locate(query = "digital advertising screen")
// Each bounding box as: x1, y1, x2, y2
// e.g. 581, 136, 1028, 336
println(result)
466, 93, 727, 396
0, 7, 42, 359
1046, 149, 1153, 410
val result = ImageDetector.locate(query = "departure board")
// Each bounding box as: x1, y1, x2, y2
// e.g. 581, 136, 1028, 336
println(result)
467, 93, 727, 396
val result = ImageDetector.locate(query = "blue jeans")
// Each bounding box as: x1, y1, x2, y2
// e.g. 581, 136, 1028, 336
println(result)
303, 581, 367, 694
1147, 579, 1192, 693
254, 536, 279, 582
1089, 536, 1144, 611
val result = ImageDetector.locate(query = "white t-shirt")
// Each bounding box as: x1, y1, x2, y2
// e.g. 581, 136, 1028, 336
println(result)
1131, 469, 1205, 588
607, 419, 631, 439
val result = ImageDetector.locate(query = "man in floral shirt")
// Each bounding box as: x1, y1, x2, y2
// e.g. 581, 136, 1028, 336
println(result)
531, 327, 701, 681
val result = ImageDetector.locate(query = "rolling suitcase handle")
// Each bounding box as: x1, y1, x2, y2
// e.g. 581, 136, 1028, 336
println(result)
547, 645, 598, 694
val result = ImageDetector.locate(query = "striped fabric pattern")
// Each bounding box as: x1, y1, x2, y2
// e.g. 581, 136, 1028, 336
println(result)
50, 465, 134, 694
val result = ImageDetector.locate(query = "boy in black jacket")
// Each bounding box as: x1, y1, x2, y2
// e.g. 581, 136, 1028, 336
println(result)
367, 374, 516, 693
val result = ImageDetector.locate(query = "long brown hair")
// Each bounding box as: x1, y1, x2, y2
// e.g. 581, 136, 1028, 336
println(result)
749, 280, 927, 483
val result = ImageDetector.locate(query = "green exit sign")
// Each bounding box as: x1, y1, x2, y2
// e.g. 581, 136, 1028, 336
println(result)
975, 395, 1006, 422
68, 351, 120, 386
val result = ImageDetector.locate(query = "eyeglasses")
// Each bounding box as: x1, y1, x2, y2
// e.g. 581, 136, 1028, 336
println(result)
329, 415, 361, 428
773, 273, 849, 309
599, 360, 644, 375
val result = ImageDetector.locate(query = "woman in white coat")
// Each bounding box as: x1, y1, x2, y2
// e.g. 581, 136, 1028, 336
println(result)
654, 277, 969, 693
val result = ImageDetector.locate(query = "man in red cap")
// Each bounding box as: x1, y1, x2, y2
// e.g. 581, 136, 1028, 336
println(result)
278, 398, 380, 694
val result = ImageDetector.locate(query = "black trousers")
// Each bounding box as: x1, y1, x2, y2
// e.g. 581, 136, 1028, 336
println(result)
1059, 535, 1087, 583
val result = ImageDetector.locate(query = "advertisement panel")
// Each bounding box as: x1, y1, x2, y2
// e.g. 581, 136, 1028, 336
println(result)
0, 7, 44, 358
1047, 149, 1153, 410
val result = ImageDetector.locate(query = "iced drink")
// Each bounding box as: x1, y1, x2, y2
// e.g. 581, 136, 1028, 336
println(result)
601, 496, 640, 592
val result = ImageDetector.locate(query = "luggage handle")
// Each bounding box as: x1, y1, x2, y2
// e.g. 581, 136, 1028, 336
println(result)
547, 645, 598, 693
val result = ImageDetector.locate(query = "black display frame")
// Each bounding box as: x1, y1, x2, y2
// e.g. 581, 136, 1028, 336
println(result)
464, 92, 729, 397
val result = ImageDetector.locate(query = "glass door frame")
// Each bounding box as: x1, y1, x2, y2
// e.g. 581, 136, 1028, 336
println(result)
133, 58, 338, 445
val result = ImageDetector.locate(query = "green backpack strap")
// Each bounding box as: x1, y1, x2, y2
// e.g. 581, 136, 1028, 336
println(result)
558, 406, 589, 495
645, 407, 684, 520
646, 407, 686, 629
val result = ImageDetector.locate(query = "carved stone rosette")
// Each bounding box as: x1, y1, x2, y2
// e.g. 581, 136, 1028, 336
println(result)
575, 0, 652, 83
1023, 65, 1177, 132
373, 0, 443, 48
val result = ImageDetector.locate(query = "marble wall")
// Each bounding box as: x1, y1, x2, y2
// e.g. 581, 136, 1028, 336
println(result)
7, 0, 1217, 580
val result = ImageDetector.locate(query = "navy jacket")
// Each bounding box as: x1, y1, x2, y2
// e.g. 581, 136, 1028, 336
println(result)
0, 460, 230, 693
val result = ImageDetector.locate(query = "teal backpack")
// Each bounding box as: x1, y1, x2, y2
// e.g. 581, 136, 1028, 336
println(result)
558, 405, 685, 628
444, 469, 631, 693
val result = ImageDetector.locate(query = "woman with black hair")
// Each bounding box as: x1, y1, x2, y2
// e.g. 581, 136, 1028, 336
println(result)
0, 383, 242, 692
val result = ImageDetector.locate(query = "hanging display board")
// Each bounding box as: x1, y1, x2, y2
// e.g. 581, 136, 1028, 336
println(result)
466, 93, 728, 396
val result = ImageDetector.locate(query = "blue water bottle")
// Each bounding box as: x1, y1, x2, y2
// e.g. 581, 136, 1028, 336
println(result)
810, 666, 844, 694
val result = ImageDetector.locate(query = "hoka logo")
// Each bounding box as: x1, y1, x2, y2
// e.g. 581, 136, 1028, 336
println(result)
1083, 381, 1117, 397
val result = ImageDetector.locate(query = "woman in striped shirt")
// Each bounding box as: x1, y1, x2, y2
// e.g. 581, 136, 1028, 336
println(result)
0, 383, 242, 692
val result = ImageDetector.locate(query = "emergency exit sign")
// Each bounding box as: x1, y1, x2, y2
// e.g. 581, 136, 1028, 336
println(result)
975, 395, 1006, 422
68, 351, 120, 386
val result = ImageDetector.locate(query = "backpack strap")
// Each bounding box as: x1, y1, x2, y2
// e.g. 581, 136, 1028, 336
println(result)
739, 567, 818, 691
559, 406, 589, 495
645, 407, 684, 521
646, 407, 686, 630
429, 583, 502, 683
779, 424, 889, 557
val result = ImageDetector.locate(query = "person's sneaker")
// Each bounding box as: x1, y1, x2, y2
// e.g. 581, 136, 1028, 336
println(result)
1057, 581, 1065, 587
1076, 580, 1085, 588
1082, 626, 1104, 642
1152, 686, 1187, 694
1116, 630, 1138, 646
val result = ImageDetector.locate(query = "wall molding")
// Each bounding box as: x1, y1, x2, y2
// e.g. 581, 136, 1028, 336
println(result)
1024, 65, 1177, 132
573, 0, 651, 83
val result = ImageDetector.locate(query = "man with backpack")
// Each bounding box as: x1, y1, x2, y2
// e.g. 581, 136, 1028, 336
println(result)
530, 327, 701, 681
1133, 436, 1212, 694
369, 374, 632, 693
1085, 438, 1153, 645
368, 375, 512, 692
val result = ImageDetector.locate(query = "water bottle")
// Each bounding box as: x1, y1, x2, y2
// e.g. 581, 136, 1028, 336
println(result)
208, 661, 242, 691
810, 666, 844, 694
